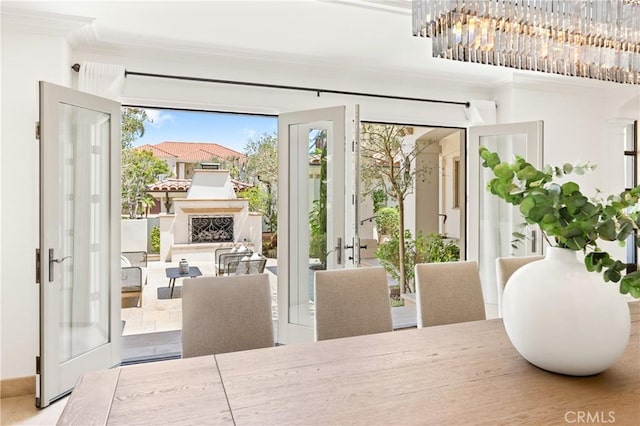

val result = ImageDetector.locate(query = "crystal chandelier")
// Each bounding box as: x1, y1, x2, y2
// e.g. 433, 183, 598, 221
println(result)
412, 0, 640, 84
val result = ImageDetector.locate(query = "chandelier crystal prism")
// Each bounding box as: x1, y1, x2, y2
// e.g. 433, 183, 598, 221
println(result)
412, 0, 640, 84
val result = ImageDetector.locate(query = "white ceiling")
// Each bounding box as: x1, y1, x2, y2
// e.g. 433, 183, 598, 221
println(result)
2, 0, 516, 85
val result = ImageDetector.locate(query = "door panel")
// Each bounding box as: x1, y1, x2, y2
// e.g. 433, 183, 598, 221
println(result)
468, 121, 543, 307
38, 82, 121, 407
277, 106, 347, 344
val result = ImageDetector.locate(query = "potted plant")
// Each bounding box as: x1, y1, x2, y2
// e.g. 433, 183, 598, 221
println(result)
480, 146, 639, 375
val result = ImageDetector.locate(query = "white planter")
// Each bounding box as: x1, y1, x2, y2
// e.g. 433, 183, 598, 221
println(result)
503, 247, 631, 376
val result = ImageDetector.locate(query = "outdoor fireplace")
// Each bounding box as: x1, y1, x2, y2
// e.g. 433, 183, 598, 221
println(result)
189, 215, 234, 243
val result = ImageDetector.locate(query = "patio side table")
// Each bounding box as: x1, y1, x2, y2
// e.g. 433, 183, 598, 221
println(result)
165, 266, 202, 298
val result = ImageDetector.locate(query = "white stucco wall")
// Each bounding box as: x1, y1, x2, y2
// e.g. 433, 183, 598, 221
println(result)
121, 219, 148, 252
440, 133, 462, 239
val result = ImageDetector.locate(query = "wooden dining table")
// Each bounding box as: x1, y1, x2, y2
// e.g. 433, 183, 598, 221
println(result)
58, 302, 639, 425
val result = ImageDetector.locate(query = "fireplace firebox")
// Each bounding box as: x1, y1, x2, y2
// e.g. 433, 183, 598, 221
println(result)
189, 215, 234, 243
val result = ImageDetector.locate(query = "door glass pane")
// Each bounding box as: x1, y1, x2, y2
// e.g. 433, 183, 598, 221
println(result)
59, 103, 111, 362
478, 133, 528, 295
289, 124, 330, 328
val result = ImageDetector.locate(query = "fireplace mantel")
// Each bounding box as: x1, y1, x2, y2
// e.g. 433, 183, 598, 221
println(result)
181, 207, 244, 214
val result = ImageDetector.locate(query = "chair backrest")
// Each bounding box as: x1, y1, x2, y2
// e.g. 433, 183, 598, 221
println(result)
121, 251, 147, 267
182, 273, 274, 357
214, 247, 233, 264
120, 267, 142, 291
314, 266, 392, 341
495, 255, 544, 316
415, 261, 486, 327
227, 256, 267, 275
217, 251, 254, 275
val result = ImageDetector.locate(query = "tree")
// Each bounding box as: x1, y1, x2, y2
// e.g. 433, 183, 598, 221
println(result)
120, 107, 167, 217
121, 150, 170, 218
360, 124, 435, 294
244, 132, 278, 231
121, 107, 150, 149
237, 186, 268, 213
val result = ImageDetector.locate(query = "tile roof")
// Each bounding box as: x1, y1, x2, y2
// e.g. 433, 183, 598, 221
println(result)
147, 178, 253, 193
137, 141, 245, 162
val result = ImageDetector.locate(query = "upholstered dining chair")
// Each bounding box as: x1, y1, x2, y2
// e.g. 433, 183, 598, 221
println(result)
314, 266, 393, 341
495, 255, 544, 317
414, 261, 486, 327
181, 273, 274, 357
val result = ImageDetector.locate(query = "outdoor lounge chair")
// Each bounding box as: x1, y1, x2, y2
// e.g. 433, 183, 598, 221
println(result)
216, 249, 254, 275
120, 252, 148, 308
226, 254, 267, 275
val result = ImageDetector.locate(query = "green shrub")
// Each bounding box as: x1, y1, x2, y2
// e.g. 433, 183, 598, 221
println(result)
376, 231, 459, 293
375, 207, 399, 236
372, 189, 387, 213
150, 225, 160, 253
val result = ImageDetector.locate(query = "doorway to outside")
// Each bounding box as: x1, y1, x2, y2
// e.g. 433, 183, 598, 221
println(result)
119, 106, 465, 362
119, 107, 278, 364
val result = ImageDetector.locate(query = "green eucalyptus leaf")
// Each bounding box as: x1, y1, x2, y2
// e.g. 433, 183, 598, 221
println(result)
597, 219, 616, 240
516, 165, 539, 181
494, 162, 514, 181
562, 163, 573, 174
565, 236, 587, 250
562, 182, 580, 196
604, 268, 621, 283
603, 205, 617, 218
617, 221, 635, 241
519, 197, 535, 216
584, 253, 595, 271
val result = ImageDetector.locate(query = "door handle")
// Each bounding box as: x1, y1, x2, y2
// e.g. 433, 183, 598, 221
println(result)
335, 237, 342, 265
49, 248, 71, 282
344, 243, 354, 261
531, 230, 537, 253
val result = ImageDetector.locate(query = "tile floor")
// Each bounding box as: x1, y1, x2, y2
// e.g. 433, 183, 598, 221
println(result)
121, 258, 279, 336
1, 395, 68, 426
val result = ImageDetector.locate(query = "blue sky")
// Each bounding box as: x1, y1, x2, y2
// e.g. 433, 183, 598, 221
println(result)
133, 108, 277, 154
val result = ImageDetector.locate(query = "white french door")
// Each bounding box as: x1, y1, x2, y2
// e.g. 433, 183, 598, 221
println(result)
468, 121, 543, 307
38, 81, 121, 407
278, 106, 359, 344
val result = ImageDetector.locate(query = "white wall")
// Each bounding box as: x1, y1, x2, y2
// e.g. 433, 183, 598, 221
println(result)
1, 29, 71, 379
121, 219, 148, 252
495, 77, 640, 261
440, 133, 461, 239
414, 139, 440, 236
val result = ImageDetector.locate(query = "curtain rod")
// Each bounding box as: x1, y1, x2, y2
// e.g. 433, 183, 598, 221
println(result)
71, 63, 470, 108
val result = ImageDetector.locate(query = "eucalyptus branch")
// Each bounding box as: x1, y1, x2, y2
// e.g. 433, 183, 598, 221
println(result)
480, 146, 640, 298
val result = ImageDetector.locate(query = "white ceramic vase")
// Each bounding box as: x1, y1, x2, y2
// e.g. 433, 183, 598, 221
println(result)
502, 247, 631, 376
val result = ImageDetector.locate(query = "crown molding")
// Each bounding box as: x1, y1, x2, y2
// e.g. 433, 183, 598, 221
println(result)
320, 0, 411, 16
1, 7, 93, 39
